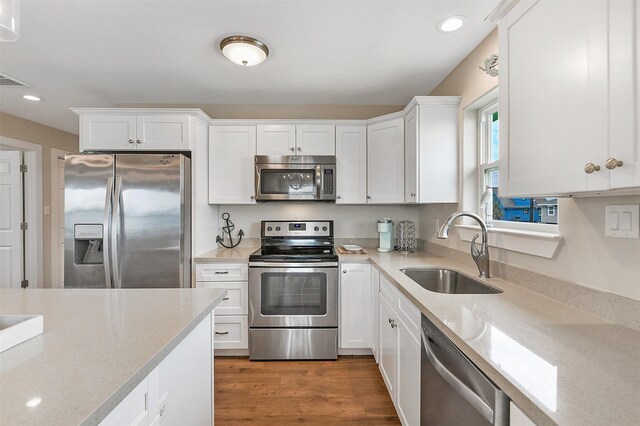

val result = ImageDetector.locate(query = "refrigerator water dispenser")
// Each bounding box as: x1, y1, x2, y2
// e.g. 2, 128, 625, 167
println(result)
74, 224, 104, 265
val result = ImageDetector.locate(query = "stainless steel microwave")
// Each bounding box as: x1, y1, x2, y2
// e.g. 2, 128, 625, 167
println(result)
254, 155, 336, 201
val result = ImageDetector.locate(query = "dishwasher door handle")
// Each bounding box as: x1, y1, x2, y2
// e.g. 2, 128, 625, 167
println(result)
421, 330, 494, 424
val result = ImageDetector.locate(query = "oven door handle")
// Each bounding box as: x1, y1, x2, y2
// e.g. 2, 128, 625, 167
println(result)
249, 261, 338, 268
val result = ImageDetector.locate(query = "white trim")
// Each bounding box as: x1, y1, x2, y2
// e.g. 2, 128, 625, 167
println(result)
50, 148, 68, 289
456, 224, 563, 259
0, 137, 43, 288
485, 0, 520, 23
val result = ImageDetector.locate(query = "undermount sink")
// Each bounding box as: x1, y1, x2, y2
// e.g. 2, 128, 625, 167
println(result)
400, 268, 502, 295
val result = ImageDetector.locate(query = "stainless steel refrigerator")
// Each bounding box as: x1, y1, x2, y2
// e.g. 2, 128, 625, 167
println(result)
64, 154, 191, 289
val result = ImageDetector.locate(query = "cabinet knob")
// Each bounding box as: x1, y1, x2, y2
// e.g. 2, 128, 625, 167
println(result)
391, 322, 398, 329
297, 147, 302, 152
584, 163, 600, 174
290, 147, 295, 152
343, 270, 347, 274
410, 192, 415, 197
136, 139, 142, 144
337, 195, 342, 199
128, 139, 134, 144
605, 158, 623, 170
367, 195, 371, 200
250, 195, 255, 200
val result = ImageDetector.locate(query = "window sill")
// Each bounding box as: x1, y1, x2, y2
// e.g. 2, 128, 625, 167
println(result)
455, 224, 563, 259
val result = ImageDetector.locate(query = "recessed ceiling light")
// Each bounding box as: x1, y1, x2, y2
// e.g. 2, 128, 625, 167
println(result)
25, 397, 42, 408
220, 35, 269, 67
23, 95, 42, 101
437, 16, 465, 32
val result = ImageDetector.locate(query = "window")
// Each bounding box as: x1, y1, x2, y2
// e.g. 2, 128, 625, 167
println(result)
478, 101, 559, 226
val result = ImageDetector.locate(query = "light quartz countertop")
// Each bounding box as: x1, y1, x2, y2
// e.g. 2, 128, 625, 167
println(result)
197, 246, 640, 426
194, 246, 258, 263
0, 288, 226, 426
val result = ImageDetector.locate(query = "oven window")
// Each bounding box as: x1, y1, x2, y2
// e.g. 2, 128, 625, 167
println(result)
261, 272, 327, 316
261, 169, 317, 195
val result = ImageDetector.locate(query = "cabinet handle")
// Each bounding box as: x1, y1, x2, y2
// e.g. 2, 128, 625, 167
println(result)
290, 147, 295, 152
391, 322, 398, 328
605, 158, 623, 170
343, 270, 347, 274
215, 331, 229, 335
410, 192, 415, 197
584, 163, 600, 174
128, 139, 134, 144
337, 195, 342, 199
222, 297, 229, 301
136, 139, 142, 144
250, 195, 255, 200
214, 271, 229, 275
367, 195, 372, 200
297, 147, 302, 152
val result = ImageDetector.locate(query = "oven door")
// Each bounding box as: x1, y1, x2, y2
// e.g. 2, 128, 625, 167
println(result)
255, 164, 321, 201
249, 263, 338, 327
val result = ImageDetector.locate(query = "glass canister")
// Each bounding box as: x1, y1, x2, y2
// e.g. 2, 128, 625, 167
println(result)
396, 220, 416, 253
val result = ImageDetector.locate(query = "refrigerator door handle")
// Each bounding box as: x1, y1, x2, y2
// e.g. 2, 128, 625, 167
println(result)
111, 176, 123, 289
103, 177, 114, 288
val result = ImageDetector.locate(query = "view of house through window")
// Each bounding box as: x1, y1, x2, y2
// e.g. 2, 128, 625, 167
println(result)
479, 102, 558, 225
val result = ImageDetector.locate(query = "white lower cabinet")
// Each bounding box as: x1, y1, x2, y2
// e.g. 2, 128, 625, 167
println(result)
378, 273, 421, 426
370, 266, 380, 363
339, 263, 372, 349
196, 262, 249, 353
100, 313, 213, 426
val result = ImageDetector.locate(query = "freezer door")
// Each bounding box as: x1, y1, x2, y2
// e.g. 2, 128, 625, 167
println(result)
113, 154, 190, 288
64, 154, 114, 288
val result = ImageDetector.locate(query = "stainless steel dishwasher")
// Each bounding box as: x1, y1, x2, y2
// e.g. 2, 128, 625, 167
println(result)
421, 315, 509, 425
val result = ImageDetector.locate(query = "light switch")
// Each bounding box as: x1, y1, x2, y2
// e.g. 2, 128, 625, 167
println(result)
605, 205, 639, 238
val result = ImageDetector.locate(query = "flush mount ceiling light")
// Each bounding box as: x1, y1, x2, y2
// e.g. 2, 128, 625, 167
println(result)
0, 0, 20, 41
437, 16, 465, 32
220, 35, 269, 66
23, 94, 41, 101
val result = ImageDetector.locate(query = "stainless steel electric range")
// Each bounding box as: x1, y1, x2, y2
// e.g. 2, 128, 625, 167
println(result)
248, 220, 338, 360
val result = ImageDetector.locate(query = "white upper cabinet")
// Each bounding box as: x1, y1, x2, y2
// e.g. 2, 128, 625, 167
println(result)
256, 124, 296, 155
404, 97, 460, 203
335, 125, 367, 204
256, 124, 335, 155
367, 117, 405, 203
296, 124, 336, 155
208, 126, 257, 204
76, 109, 201, 152
499, 0, 638, 196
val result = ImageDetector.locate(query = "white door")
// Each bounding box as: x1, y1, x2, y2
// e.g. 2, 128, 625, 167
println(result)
137, 115, 190, 151
378, 294, 397, 398
208, 126, 257, 204
0, 151, 23, 288
367, 118, 405, 203
256, 125, 296, 155
339, 263, 371, 349
296, 124, 335, 155
404, 106, 418, 203
335, 125, 367, 204
80, 114, 137, 151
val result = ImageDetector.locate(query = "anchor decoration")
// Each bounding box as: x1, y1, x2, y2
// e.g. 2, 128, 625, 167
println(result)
216, 212, 244, 249
479, 53, 499, 77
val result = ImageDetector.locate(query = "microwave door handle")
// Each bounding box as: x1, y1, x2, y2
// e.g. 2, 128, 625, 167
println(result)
316, 166, 322, 199
103, 177, 113, 288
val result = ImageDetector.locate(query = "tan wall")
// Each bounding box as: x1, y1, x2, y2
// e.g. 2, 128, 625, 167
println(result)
119, 104, 404, 120
420, 30, 640, 301
0, 112, 79, 288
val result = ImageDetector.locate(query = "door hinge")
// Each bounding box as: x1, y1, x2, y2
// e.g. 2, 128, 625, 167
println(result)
21, 279, 28, 288
20, 222, 28, 230
20, 164, 27, 173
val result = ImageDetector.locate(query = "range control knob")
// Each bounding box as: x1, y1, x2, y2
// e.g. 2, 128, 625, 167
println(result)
267, 226, 273, 231
275, 226, 281, 231
314, 226, 319, 231
322, 226, 328, 231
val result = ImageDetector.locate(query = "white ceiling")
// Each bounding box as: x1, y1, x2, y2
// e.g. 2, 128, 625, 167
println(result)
0, 0, 498, 134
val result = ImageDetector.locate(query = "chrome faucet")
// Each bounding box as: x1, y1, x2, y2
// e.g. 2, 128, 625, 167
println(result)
437, 211, 490, 278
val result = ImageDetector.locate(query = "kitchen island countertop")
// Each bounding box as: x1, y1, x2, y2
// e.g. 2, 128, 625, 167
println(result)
0, 288, 226, 426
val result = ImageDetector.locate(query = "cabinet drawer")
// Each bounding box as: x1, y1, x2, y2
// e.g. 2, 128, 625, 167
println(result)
197, 282, 248, 315
196, 263, 248, 282
397, 291, 421, 342
213, 316, 248, 350
379, 273, 398, 305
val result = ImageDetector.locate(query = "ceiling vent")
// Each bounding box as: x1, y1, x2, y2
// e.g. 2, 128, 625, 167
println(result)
0, 73, 30, 87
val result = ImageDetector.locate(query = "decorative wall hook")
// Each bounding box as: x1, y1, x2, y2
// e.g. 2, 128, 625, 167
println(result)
480, 54, 499, 77
216, 212, 244, 249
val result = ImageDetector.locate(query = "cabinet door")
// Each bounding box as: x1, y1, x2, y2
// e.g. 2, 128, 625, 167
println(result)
378, 294, 398, 399
367, 118, 405, 203
335, 125, 367, 204
197, 281, 248, 315
136, 115, 190, 151
80, 114, 137, 151
396, 313, 420, 426
99, 379, 148, 426
404, 106, 418, 203
608, 0, 639, 189
339, 263, 371, 349
370, 267, 380, 363
296, 124, 336, 155
208, 126, 257, 204
500, 0, 610, 196
213, 315, 249, 350
256, 124, 296, 155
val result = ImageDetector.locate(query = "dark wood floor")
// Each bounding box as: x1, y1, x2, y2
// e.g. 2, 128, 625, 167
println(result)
214, 356, 401, 425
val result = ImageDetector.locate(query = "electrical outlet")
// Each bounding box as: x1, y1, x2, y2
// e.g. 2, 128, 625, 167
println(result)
159, 393, 168, 423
